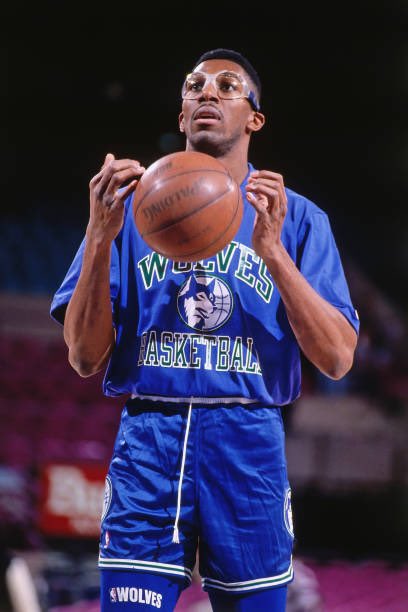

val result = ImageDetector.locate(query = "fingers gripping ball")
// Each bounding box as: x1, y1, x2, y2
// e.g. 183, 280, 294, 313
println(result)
132, 151, 243, 262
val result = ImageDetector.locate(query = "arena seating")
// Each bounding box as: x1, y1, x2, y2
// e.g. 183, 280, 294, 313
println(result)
0, 335, 122, 470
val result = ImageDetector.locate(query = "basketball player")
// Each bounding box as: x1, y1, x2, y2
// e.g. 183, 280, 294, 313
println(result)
51, 49, 359, 611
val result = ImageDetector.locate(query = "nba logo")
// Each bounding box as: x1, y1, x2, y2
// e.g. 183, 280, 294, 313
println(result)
109, 587, 118, 602
104, 530, 110, 548
284, 488, 294, 537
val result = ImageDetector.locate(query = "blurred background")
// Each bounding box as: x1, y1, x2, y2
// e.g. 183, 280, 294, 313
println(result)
1, 0, 408, 610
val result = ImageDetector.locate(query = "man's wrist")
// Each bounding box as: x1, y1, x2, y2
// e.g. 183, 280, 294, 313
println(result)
85, 225, 114, 251
262, 242, 289, 271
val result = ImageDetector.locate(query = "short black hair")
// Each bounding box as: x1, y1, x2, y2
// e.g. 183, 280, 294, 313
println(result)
192, 48, 262, 105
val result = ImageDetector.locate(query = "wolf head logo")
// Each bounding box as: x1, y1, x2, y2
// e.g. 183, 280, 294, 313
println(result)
177, 274, 233, 331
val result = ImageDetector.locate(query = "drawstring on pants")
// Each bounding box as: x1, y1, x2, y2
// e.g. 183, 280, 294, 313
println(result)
172, 399, 193, 544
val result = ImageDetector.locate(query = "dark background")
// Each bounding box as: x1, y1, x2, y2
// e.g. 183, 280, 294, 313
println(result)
4, 0, 408, 311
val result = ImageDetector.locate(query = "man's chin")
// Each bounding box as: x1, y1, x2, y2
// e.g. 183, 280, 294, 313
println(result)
189, 133, 223, 157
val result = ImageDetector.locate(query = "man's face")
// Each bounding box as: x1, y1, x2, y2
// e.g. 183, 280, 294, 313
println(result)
179, 59, 258, 156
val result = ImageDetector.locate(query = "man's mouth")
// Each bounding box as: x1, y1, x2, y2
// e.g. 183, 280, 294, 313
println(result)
193, 105, 221, 122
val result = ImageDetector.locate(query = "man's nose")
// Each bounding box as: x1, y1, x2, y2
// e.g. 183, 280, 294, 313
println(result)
200, 79, 219, 100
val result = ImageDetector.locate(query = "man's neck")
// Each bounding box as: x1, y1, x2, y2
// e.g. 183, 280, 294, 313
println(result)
186, 145, 250, 186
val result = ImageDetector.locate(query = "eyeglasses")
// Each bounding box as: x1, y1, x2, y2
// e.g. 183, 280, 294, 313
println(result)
181, 70, 260, 111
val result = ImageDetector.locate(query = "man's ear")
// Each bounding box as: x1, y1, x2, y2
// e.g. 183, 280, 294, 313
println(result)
247, 111, 266, 133
179, 112, 185, 133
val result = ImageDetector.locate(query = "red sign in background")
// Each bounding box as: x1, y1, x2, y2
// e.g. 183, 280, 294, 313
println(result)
38, 463, 107, 537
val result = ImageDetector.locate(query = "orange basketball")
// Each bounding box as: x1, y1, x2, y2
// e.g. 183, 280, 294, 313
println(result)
132, 151, 243, 262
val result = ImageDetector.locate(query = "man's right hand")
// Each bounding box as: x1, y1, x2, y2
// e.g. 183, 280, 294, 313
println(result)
88, 153, 145, 243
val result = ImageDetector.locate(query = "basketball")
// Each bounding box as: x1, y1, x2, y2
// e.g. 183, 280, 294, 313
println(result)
132, 151, 243, 262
